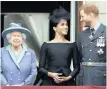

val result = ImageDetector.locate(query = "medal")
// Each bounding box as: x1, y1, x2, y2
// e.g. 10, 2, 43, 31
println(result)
97, 48, 104, 55
101, 36, 105, 47
97, 39, 100, 47
96, 36, 105, 47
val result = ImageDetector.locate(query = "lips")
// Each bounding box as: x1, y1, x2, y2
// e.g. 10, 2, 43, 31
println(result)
13, 40, 20, 43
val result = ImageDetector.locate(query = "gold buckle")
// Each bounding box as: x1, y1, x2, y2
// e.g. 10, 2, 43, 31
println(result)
87, 62, 92, 67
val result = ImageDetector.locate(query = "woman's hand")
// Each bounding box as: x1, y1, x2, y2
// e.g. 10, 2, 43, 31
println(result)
48, 72, 62, 83
59, 76, 72, 83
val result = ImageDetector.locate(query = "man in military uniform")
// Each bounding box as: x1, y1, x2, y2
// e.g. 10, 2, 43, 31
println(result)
76, 4, 106, 86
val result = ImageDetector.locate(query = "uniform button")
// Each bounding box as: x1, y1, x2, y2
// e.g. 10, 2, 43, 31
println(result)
19, 72, 20, 74
91, 42, 92, 43
89, 59, 91, 60
82, 46, 84, 48
18, 79, 20, 80
10, 78, 12, 80
90, 50, 92, 52
11, 72, 13, 73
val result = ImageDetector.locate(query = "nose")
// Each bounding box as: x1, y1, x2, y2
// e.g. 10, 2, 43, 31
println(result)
64, 25, 68, 29
14, 36, 19, 39
14, 36, 20, 41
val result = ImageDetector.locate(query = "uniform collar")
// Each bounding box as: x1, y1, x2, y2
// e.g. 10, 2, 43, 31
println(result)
90, 22, 101, 32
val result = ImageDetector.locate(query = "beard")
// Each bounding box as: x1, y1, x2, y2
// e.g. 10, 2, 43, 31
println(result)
83, 21, 91, 27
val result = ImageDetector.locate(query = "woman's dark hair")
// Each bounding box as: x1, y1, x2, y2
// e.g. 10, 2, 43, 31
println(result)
51, 21, 58, 27
49, 6, 70, 24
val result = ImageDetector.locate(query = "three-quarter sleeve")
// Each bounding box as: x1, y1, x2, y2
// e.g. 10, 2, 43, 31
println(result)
39, 42, 48, 77
70, 42, 80, 78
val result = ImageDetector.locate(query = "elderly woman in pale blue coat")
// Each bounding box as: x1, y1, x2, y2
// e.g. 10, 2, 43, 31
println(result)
0, 23, 37, 86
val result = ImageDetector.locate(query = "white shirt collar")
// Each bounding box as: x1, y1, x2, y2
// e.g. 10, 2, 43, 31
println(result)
90, 22, 101, 32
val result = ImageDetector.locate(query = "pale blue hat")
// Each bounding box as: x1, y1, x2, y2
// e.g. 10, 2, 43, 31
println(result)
2, 23, 31, 39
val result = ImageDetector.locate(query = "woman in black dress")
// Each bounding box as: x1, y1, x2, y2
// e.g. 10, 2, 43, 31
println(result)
39, 6, 80, 86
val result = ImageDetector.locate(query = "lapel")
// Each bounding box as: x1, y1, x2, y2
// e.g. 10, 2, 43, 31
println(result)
6, 46, 20, 69
6, 44, 28, 69
17, 48, 27, 64
84, 27, 91, 41
91, 24, 104, 41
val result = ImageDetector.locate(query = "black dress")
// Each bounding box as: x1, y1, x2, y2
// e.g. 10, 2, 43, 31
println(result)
39, 42, 80, 86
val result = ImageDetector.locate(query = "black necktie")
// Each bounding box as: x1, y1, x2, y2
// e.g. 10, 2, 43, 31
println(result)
91, 28, 95, 36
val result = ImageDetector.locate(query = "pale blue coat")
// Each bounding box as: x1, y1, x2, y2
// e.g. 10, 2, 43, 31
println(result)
0, 45, 37, 86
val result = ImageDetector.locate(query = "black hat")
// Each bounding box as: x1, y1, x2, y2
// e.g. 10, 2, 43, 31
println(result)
49, 6, 70, 23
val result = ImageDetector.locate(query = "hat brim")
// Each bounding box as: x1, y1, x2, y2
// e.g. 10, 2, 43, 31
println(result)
2, 27, 31, 39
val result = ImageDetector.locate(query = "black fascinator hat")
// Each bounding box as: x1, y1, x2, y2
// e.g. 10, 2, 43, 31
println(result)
49, 6, 70, 23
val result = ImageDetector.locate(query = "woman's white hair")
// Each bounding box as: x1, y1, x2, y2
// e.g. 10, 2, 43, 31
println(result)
6, 32, 27, 41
